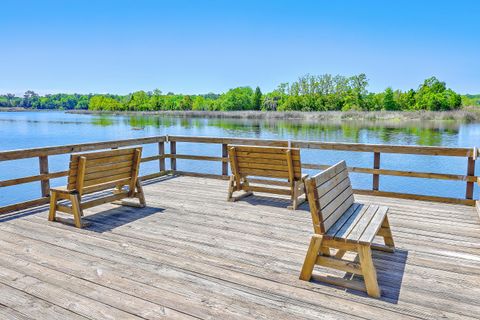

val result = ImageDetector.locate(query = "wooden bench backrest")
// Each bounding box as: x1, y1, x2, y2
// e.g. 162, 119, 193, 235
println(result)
67, 147, 142, 195
228, 145, 302, 181
305, 160, 354, 234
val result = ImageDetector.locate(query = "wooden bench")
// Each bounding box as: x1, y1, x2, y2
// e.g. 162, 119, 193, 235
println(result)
48, 147, 146, 228
227, 145, 307, 209
299, 160, 395, 297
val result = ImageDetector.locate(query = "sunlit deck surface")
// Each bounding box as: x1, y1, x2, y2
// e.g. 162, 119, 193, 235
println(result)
1, 175, 479, 320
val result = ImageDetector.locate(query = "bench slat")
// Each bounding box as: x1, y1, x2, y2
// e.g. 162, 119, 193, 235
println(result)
242, 185, 291, 195
82, 178, 132, 195
68, 160, 133, 185
237, 168, 291, 179
235, 152, 301, 161
231, 145, 300, 155
85, 160, 133, 174
235, 158, 296, 166
324, 203, 361, 239
319, 177, 351, 209
331, 203, 369, 241
238, 162, 301, 173
316, 169, 349, 198
70, 154, 134, 169
358, 206, 388, 245
321, 184, 354, 220
312, 160, 347, 187
345, 205, 379, 243
70, 148, 135, 160
83, 166, 133, 181
323, 194, 355, 232
83, 172, 133, 187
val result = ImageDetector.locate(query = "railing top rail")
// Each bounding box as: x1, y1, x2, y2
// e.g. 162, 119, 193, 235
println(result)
167, 135, 476, 157
167, 135, 288, 147
1, 134, 477, 161
0, 136, 166, 161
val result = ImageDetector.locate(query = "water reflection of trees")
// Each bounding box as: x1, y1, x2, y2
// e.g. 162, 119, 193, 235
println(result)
91, 117, 114, 126
202, 119, 457, 146
89, 115, 460, 146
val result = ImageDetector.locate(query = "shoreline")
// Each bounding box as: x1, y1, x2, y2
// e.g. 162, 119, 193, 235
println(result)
67, 109, 480, 122
3, 107, 480, 122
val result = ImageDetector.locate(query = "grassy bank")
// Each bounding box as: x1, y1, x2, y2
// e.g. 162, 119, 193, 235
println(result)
67, 107, 480, 122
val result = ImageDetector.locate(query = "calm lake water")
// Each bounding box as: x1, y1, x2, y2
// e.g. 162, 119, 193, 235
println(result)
1, 111, 479, 206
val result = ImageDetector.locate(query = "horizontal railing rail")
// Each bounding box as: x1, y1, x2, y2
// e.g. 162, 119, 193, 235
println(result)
1, 134, 479, 215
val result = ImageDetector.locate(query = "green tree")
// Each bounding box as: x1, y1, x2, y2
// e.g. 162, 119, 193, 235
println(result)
126, 91, 152, 111
150, 89, 164, 110
22, 90, 39, 108
6, 93, 17, 107
395, 89, 416, 110
179, 95, 193, 110
253, 86, 262, 110
415, 77, 461, 111
88, 95, 122, 111
192, 96, 210, 110
383, 87, 397, 110
217, 87, 254, 111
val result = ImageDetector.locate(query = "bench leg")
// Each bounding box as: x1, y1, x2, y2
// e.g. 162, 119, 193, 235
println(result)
334, 249, 346, 259
299, 235, 323, 281
358, 244, 380, 298
135, 178, 146, 207
288, 181, 306, 210
227, 175, 235, 201
48, 191, 58, 222
381, 215, 395, 250
228, 176, 253, 202
70, 194, 83, 229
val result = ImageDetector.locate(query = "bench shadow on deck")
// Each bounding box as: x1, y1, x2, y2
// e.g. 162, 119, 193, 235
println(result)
0, 175, 479, 320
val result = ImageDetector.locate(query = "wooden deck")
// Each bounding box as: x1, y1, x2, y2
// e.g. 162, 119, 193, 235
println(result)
0, 175, 479, 319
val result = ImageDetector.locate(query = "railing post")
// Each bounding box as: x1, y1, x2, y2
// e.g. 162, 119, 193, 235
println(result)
39, 155, 50, 197
373, 152, 380, 191
222, 144, 228, 176
170, 141, 177, 171
466, 156, 475, 200
158, 141, 165, 172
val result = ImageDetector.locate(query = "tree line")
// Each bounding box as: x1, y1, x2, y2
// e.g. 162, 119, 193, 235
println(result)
0, 75, 473, 112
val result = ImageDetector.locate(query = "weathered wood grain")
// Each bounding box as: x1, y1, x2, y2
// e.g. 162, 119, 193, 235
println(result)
0, 176, 478, 319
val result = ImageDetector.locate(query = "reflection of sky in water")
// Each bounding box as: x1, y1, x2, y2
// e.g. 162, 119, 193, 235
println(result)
1, 111, 480, 205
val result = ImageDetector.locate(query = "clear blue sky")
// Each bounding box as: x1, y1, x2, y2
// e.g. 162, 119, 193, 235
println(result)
1, 0, 479, 95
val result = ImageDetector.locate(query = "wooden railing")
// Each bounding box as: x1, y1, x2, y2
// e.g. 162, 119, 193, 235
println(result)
166, 135, 479, 206
0, 135, 478, 215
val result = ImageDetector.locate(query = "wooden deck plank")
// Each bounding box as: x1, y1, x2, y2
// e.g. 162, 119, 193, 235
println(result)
0, 252, 191, 320
0, 175, 479, 319
0, 305, 34, 320
0, 283, 88, 320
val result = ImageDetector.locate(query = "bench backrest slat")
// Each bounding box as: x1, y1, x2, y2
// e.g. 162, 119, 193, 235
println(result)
228, 145, 302, 181
305, 160, 354, 234
67, 147, 142, 195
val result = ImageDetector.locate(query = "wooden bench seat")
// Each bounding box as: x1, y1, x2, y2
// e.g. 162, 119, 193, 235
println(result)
227, 144, 307, 209
48, 147, 146, 228
299, 160, 395, 297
